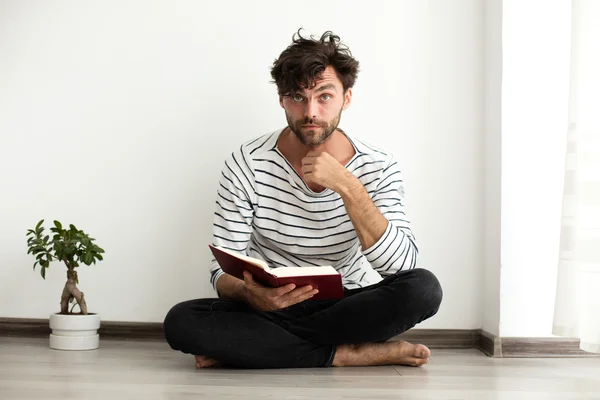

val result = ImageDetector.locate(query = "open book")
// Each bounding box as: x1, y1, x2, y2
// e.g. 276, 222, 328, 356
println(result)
209, 245, 344, 300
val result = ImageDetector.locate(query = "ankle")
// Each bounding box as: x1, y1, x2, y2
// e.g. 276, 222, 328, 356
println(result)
333, 343, 374, 367
332, 344, 355, 367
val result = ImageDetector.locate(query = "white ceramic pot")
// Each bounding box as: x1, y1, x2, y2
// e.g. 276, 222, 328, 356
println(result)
49, 313, 101, 350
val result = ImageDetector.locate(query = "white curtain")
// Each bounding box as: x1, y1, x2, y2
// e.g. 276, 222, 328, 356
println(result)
553, 0, 600, 353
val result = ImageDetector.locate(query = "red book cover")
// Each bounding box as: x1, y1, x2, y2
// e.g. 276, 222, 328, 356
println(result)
209, 245, 344, 300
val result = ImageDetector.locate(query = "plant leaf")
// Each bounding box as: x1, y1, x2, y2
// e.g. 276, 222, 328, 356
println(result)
54, 220, 62, 230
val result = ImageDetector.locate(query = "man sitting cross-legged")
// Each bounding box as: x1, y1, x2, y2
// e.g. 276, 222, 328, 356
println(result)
163, 29, 443, 369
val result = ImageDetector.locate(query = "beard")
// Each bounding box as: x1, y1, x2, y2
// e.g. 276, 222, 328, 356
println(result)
286, 107, 343, 148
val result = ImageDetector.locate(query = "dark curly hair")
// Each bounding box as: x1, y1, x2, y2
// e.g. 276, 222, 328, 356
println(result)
270, 29, 360, 97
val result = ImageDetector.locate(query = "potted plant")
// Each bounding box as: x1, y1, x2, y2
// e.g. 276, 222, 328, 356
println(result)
26, 219, 105, 350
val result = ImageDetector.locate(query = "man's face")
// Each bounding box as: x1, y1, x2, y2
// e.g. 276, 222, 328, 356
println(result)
280, 66, 352, 148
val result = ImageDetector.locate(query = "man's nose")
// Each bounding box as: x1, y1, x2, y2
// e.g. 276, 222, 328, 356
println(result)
304, 99, 317, 120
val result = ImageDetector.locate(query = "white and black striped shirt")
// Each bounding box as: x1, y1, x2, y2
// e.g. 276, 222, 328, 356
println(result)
209, 128, 418, 291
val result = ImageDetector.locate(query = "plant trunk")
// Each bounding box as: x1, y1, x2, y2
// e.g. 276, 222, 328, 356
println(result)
60, 269, 88, 315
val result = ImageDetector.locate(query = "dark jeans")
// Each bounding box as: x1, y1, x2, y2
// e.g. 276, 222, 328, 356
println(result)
163, 268, 442, 369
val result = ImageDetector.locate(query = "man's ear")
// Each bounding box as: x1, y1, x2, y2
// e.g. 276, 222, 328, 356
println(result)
342, 89, 352, 110
279, 95, 284, 108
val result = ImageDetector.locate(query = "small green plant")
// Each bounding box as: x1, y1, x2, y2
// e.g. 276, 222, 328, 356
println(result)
26, 219, 104, 315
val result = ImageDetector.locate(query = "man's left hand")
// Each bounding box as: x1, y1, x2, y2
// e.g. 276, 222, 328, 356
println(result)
301, 151, 354, 193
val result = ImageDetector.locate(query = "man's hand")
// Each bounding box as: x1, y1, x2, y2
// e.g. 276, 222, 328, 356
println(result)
242, 271, 319, 311
301, 151, 356, 193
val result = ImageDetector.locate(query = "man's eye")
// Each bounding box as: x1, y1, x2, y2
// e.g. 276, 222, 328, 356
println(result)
292, 94, 304, 102
321, 94, 332, 101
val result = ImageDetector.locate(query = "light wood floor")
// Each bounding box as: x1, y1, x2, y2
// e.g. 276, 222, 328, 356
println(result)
1, 337, 599, 399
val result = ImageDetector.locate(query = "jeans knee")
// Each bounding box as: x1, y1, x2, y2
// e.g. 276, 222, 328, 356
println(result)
411, 268, 443, 315
163, 301, 191, 350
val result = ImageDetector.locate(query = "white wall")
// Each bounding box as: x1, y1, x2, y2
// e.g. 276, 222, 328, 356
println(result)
499, 0, 571, 337
0, 0, 484, 327
482, 0, 502, 337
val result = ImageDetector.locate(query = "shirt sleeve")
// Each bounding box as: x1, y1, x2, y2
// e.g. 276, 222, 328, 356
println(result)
208, 146, 255, 291
361, 155, 418, 275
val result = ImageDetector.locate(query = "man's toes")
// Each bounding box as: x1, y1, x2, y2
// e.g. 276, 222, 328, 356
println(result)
194, 355, 220, 368
414, 344, 431, 359
194, 355, 211, 368
397, 357, 427, 367
412, 357, 429, 367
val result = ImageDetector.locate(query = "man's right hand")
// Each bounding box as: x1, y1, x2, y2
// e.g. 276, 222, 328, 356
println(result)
242, 271, 319, 311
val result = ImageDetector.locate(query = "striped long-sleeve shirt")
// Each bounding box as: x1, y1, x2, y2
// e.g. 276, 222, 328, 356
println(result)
209, 128, 418, 291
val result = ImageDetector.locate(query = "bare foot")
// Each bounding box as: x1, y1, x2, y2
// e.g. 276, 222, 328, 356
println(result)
332, 340, 430, 367
194, 355, 220, 368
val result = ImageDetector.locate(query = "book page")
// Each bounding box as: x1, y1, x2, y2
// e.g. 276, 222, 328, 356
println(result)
213, 246, 269, 271
271, 265, 338, 277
